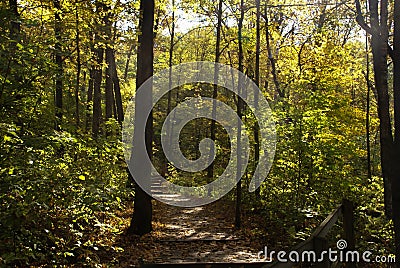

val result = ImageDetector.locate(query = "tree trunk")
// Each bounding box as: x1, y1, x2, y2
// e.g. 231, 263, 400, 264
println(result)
75, 3, 81, 128
207, 0, 223, 187
92, 1, 105, 137
105, 47, 115, 121
369, 0, 393, 219
54, 0, 63, 130
391, 0, 400, 263
163, 0, 175, 177
235, 0, 245, 229
111, 49, 124, 124
254, 0, 261, 198
128, 0, 154, 236
264, 3, 283, 98
365, 34, 372, 182
86, 68, 94, 132
92, 43, 103, 137
105, 7, 114, 122
124, 43, 134, 82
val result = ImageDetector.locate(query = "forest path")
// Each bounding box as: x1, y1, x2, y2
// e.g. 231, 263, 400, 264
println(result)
107, 196, 267, 266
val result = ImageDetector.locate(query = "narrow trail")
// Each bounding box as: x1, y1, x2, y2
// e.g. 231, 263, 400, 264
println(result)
113, 200, 265, 266
100, 177, 269, 266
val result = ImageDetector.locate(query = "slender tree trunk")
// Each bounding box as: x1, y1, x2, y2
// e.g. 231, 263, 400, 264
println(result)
92, 39, 104, 137
365, 33, 372, 182
105, 8, 114, 121
128, 0, 154, 236
92, 1, 105, 137
111, 49, 124, 124
235, 0, 244, 229
86, 68, 94, 132
75, 3, 81, 127
254, 0, 261, 198
105, 47, 115, 121
264, 3, 283, 98
207, 0, 223, 187
54, 0, 63, 130
124, 43, 134, 82
163, 0, 175, 177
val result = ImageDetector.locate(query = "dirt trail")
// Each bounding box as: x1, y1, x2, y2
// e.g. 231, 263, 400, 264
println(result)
109, 199, 265, 266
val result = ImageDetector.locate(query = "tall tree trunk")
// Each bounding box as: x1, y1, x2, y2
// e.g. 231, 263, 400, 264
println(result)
54, 0, 63, 130
86, 69, 94, 132
365, 32, 372, 182
254, 0, 261, 198
75, 2, 81, 128
111, 49, 124, 124
92, 43, 103, 137
124, 43, 134, 82
264, 3, 283, 98
356, 0, 398, 257
128, 0, 154, 236
92, 1, 105, 137
207, 0, 223, 187
163, 0, 175, 177
391, 0, 400, 263
370, 0, 393, 219
105, 46, 115, 121
235, 0, 244, 229
105, 7, 114, 121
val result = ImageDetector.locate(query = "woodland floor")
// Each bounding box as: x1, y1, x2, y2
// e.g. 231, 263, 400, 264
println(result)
91, 177, 293, 267
95, 198, 280, 267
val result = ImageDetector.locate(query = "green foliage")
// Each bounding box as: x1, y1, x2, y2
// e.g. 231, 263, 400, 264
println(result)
0, 123, 128, 265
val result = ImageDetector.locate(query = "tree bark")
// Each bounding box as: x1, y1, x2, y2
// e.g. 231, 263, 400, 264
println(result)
254, 0, 261, 198
128, 0, 154, 236
207, 0, 223, 185
86, 69, 94, 132
163, 0, 175, 177
391, 0, 400, 263
92, 43, 103, 137
235, 0, 245, 229
124, 43, 134, 82
54, 0, 63, 130
264, 3, 283, 98
105, 7, 114, 122
75, 2, 81, 128
92, 1, 105, 137
111, 49, 124, 124
105, 46, 115, 121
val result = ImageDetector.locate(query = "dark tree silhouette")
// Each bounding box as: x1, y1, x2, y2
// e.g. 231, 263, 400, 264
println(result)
128, 0, 154, 236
